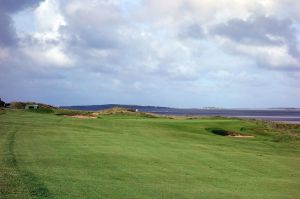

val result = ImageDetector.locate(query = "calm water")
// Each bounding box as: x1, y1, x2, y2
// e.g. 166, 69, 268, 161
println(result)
149, 109, 300, 124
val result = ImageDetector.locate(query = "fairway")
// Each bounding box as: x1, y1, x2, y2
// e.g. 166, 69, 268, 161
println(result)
0, 110, 300, 198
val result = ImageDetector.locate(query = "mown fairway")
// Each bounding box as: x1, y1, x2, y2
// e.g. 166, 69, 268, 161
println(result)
0, 110, 300, 198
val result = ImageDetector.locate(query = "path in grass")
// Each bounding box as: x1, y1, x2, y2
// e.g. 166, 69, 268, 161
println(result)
0, 110, 300, 198
0, 112, 52, 198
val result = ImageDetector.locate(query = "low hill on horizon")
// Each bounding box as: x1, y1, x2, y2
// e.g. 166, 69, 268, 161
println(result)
60, 104, 174, 112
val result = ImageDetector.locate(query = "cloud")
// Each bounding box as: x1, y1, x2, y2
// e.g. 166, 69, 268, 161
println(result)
33, 0, 65, 40
1, 0, 300, 107
0, 0, 45, 46
213, 16, 293, 46
179, 24, 204, 39
0, 12, 16, 46
61, 0, 124, 49
212, 15, 300, 69
0, 0, 43, 13
22, 46, 73, 67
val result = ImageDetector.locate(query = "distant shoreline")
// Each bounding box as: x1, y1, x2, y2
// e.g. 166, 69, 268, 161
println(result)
61, 104, 300, 124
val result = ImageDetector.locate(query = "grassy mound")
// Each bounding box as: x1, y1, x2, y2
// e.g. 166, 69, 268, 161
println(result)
98, 107, 157, 118
10, 102, 57, 110
54, 109, 94, 116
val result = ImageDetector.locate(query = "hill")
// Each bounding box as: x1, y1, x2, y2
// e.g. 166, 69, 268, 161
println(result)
60, 104, 173, 112
9, 101, 57, 110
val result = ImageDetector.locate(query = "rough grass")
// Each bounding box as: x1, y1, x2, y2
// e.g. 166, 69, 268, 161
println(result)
54, 109, 94, 116
98, 107, 158, 118
27, 109, 54, 114
0, 110, 299, 199
0, 109, 6, 115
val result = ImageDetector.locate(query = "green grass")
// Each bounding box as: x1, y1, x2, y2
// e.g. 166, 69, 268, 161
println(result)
53, 109, 93, 116
0, 110, 299, 198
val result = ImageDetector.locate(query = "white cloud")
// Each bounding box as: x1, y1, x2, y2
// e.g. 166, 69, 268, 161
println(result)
23, 46, 73, 67
214, 36, 300, 69
13, 0, 66, 41
34, 0, 65, 32
12, 0, 74, 68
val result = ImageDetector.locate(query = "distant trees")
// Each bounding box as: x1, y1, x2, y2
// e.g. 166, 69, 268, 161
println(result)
0, 98, 5, 107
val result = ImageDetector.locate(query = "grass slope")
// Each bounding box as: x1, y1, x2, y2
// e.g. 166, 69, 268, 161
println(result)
0, 110, 299, 198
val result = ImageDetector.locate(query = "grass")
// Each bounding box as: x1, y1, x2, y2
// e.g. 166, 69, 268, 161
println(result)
53, 109, 94, 116
0, 110, 299, 198
97, 107, 158, 118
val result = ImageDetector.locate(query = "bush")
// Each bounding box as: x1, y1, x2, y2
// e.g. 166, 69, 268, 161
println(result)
0, 98, 5, 107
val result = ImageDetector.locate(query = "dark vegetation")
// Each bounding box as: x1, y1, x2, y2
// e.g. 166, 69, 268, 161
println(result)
206, 128, 239, 136
0, 98, 5, 107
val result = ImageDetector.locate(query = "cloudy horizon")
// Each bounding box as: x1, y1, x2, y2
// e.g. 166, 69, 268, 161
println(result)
0, 0, 299, 108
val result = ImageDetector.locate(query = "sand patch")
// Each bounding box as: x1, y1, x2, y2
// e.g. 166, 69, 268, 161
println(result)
226, 131, 255, 138
228, 134, 255, 138
64, 115, 97, 119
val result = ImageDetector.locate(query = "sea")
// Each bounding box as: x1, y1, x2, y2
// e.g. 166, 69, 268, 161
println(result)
149, 109, 300, 124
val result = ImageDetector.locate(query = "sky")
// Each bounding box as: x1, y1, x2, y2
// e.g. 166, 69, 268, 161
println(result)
0, 0, 300, 108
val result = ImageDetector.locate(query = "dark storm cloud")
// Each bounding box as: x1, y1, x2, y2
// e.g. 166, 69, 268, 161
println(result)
212, 15, 300, 60
0, 0, 44, 46
0, 12, 16, 46
0, 0, 43, 13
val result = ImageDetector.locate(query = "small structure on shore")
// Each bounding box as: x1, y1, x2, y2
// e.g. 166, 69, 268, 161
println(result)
25, 104, 39, 109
